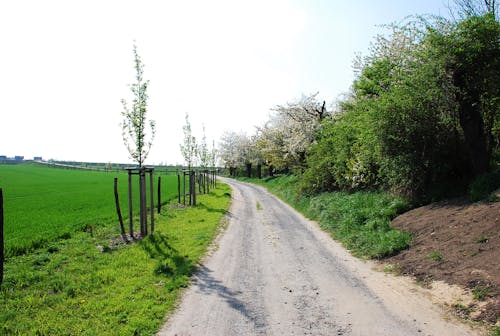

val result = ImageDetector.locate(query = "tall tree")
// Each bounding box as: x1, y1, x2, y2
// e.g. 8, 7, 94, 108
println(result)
429, 12, 500, 175
120, 43, 156, 168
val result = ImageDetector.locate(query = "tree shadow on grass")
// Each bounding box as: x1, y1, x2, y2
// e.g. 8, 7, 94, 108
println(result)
196, 202, 227, 215
140, 232, 194, 281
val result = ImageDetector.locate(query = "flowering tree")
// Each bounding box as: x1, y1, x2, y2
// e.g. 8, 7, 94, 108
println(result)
218, 131, 253, 176
257, 93, 328, 171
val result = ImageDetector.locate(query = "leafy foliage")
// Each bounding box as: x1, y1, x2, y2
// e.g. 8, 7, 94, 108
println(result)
120, 43, 156, 167
300, 13, 499, 200
256, 93, 328, 171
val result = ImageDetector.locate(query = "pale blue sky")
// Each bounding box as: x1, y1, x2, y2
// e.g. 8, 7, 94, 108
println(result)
0, 0, 452, 165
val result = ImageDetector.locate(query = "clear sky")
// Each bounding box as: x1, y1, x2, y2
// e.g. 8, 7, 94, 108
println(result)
0, 0, 452, 165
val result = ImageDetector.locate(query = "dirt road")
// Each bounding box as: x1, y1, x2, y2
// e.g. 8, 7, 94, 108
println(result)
158, 178, 479, 336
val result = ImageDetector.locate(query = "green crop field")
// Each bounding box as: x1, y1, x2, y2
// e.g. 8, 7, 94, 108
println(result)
0, 166, 230, 335
0, 164, 182, 257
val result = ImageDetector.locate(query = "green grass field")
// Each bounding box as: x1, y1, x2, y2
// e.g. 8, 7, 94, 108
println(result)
0, 164, 231, 335
0, 164, 182, 257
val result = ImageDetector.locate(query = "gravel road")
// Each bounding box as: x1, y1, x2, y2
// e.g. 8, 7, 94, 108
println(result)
158, 178, 479, 336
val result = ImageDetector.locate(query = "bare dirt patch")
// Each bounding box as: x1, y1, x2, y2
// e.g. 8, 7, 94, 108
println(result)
385, 199, 500, 324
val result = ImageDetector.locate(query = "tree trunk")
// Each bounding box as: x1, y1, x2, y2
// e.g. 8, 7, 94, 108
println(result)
139, 169, 147, 236
246, 162, 252, 178
457, 98, 490, 176
257, 164, 262, 179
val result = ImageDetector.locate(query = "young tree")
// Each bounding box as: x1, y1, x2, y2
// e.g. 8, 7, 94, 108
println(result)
210, 139, 217, 168
198, 124, 210, 168
120, 43, 156, 168
180, 113, 197, 171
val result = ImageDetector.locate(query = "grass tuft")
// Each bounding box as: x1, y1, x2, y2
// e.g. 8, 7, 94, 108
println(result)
426, 251, 443, 261
472, 286, 490, 301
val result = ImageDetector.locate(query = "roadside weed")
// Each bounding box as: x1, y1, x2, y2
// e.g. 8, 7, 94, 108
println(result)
426, 251, 443, 261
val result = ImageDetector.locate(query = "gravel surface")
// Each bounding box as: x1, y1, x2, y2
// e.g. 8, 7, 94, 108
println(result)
158, 178, 480, 336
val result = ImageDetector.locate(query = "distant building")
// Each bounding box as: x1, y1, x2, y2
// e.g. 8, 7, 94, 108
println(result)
14, 156, 24, 161
34, 156, 43, 161
0, 155, 6, 160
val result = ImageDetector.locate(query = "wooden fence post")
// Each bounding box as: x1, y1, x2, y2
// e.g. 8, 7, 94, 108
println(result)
183, 171, 187, 205
114, 178, 126, 241
191, 171, 197, 206
157, 176, 161, 214
128, 171, 133, 238
188, 171, 192, 206
177, 174, 181, 204
139, 168, 147, 236
139, 169, 144, 236
198, 172, 202, 194
149, 169, 154, 234
206, 171, 210, 194
0, 188, 3, 287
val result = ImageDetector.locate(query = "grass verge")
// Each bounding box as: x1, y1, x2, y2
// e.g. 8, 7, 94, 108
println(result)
0, 183, 231, 335
238, 175, 411, 258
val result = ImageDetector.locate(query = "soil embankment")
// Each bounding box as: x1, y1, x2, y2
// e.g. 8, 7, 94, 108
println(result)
386, 199, 500, 324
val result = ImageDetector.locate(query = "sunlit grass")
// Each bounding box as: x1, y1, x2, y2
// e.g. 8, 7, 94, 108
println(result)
0, 182, 231, 335
0, 164, 181, 257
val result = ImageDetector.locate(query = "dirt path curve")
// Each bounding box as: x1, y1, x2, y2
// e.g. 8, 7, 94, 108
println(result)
158, 178, 479, 336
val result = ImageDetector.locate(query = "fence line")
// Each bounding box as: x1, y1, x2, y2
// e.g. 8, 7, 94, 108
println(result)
1, 188, 4, 286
